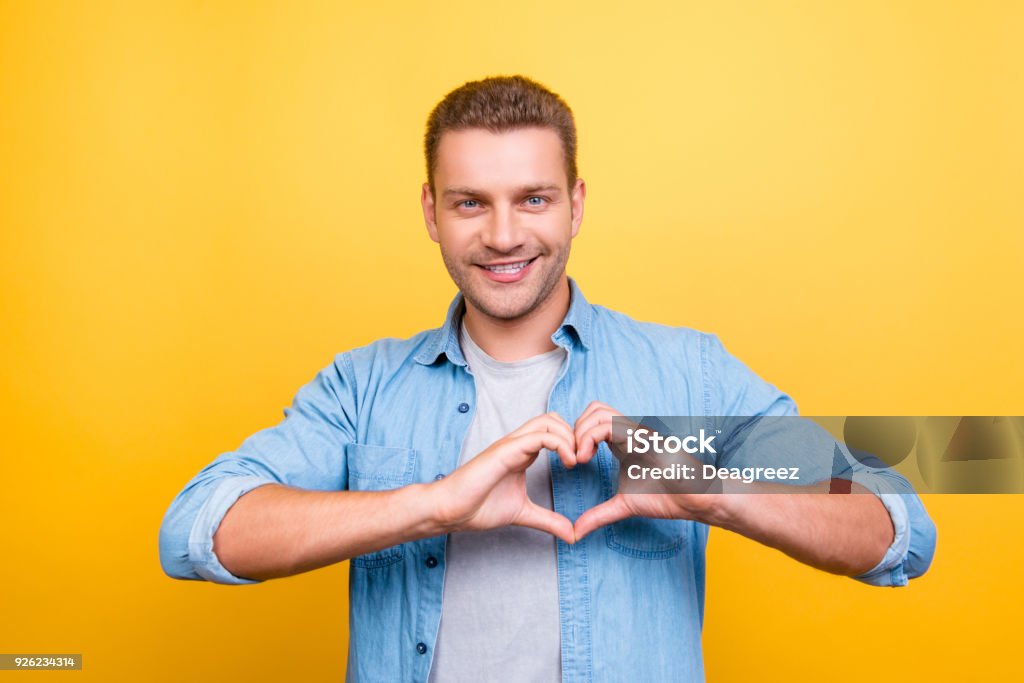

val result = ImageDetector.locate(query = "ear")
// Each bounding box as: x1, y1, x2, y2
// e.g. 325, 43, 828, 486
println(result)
570, 178, 586, 238
421, 182, 439, 243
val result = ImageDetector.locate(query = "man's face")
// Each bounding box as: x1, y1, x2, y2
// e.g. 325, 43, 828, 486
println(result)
422, 127, 585, 322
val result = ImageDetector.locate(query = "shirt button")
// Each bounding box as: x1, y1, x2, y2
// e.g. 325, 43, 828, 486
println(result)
434, 473, 445, 481
457, 402, 470, 413
416, 642, 428, 655
425, 556, 438, 568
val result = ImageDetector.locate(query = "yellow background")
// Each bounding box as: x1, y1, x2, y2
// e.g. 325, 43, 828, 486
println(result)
2, 1, 1021, 680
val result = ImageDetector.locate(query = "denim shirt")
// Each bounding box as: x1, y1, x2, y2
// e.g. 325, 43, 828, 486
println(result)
159, 279, 937, 682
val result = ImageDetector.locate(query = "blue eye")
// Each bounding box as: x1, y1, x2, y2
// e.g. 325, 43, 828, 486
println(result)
526, 196, 546, 206
459, 199, 479, 209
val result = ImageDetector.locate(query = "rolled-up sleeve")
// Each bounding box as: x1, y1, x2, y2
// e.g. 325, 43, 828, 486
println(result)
831, 444, 937, 586
158, 353, 358, 584
184, 476, 276, 584
702, 333, 937, 587
854, 490, 936, 586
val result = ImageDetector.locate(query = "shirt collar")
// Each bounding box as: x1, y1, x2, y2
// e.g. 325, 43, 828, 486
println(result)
413, 276, 593, 366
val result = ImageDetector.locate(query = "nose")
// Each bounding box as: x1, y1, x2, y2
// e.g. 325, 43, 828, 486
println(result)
481, 205, 525, 253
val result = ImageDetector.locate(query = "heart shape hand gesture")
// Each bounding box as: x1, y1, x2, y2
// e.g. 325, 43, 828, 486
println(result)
433, 401, 721, 543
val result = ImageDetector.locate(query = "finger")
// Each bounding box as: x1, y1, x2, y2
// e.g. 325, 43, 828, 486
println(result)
573, 495, 633, 541
575, 411, 617, 463
573, 401, 613, 431
502, 415, 576, 468
510, 411, 572, 436
538, 412, 575, 450
507, 431, 577, 470
515, 502, 576, 545
509, 412, 575, 447
574, 403, 626, 440
575, 421, 610, 464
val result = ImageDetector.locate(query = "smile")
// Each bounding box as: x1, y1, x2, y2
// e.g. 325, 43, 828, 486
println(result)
477, 257, 538, 283
481, 259, 534, 274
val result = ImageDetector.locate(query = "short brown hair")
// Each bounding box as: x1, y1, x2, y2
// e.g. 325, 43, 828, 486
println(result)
424, 75, 578, 191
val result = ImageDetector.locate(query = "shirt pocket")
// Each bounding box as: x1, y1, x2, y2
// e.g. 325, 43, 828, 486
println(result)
346, 443, 419, 569
596, 443, 688, 559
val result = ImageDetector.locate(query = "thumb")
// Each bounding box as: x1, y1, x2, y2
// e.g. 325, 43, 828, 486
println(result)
573, 495, 633, 541
514, 502, 576, 545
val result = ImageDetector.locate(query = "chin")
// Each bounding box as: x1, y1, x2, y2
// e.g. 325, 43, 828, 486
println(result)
449, 260, 566, 322
469, 295, 537, 321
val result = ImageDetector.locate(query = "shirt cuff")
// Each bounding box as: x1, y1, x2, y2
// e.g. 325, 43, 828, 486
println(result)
187, 476, 276, 585
852, 492, 911, 587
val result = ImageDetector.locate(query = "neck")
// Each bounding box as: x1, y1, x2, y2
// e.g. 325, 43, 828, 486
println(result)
462, 277, 571, 362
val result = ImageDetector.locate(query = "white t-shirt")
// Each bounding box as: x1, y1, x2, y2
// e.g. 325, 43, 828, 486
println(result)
428, 324, 567, 682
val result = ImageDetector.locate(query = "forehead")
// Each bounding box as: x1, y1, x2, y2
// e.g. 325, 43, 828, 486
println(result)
434, 127, 566, 190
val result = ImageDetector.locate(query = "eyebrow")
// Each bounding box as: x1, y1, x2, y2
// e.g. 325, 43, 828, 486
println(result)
442, 184, 563, 197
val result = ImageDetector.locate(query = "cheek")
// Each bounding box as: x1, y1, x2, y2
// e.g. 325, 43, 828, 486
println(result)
436, 230, 474, 260
535, 211, 575, 242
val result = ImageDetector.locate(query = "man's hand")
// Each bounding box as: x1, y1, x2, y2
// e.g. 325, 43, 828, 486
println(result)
570, 401, 894, 576
430, 412, 578, 544
572, 401, 724, 540
210, 412, 579, 581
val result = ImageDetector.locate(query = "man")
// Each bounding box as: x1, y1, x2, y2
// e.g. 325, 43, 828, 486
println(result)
160, 76, 936, 682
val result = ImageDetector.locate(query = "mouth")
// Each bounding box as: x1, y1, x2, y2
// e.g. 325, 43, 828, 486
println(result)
476, 257, 538, 283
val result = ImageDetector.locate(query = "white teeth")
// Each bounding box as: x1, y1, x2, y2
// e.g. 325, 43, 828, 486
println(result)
484, 260, 530, 274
